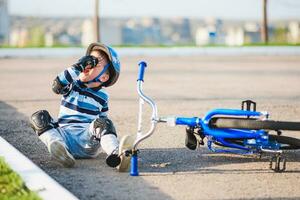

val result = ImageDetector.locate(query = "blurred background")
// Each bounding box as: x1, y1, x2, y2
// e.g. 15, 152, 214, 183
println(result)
0, 0, 300, 48
1, 2, 300, 199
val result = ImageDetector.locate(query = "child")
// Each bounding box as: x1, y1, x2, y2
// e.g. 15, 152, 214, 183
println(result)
30, 43, 132, 171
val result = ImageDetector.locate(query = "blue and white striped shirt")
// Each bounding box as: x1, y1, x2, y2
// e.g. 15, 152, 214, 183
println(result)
56, 67, 109, 126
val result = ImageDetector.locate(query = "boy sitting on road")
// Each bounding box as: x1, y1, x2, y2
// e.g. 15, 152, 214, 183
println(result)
30, 43, 132, 171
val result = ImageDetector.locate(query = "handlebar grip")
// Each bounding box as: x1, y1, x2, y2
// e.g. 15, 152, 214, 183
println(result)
137, 61, 147, 81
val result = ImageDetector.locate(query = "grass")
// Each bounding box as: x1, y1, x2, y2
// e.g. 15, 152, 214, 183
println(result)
1, 43, 300, 49
0, 157, 41, 200
0, 44, 81, 48
243, 42, 300, 46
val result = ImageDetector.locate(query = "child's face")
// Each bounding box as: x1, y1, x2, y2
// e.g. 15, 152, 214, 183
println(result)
79, 50, 110, 87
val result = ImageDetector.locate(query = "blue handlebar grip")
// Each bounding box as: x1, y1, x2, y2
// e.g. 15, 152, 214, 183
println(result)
130, 151, 139, 176
137, 61, 147, 81
175, 117, 199, 127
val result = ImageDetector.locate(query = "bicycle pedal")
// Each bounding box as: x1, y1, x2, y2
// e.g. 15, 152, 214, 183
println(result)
269, 155, 286, 173
241, 100, 256, 112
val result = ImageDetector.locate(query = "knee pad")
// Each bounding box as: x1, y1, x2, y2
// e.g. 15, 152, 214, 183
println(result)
30, 110, 56, 136
93, 117, 117, 138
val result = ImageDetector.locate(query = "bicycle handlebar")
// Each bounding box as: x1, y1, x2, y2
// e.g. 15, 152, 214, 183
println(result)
137, 61, 147, 82
133, 61, 158, 150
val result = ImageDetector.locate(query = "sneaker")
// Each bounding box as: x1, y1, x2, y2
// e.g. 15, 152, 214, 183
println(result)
106, 149, 121, 168
49, 141, 75, 168
117, 135, 135, 172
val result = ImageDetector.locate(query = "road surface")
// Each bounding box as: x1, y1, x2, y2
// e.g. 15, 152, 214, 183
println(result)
1, 55, 300, 200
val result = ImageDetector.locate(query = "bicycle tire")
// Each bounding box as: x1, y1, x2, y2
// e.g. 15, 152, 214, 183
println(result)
269, 135, 300, 150
210, 117, 300, 131
214, 135, 300, 150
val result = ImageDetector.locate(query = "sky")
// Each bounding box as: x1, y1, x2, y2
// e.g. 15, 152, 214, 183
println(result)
8, 0, 300, 20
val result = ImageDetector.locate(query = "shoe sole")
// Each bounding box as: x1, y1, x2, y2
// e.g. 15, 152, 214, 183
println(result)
117, 135, 135, 172
50, 141, 75, 168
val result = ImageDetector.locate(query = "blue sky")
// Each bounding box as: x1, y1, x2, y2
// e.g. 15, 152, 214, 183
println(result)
8, 0, 300, 20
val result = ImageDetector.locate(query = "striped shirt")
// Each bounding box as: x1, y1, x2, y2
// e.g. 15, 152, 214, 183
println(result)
56, 67, 109, 125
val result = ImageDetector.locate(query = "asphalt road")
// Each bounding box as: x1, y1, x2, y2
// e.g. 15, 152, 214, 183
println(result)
1, 55, 300, 200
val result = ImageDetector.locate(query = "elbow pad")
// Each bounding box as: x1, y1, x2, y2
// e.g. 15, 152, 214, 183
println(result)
52, 77, 70, 95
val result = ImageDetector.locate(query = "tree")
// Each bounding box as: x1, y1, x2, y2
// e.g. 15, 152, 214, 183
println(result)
261, 0, 269, 44
94, 0, 100, 42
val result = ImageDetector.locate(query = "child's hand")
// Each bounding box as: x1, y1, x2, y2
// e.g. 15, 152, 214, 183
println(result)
73, 55, 98, 72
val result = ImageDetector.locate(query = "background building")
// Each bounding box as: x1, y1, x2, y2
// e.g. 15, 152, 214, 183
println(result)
100, 18, 123, 45
4, 15, 300, 47
288, 21, 300, 44
0, 0, 9, 45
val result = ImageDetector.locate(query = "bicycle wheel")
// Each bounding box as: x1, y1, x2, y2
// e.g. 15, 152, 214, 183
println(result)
210, 117, 300, 131
269, 135, 300, 150
213, 136, 300, 150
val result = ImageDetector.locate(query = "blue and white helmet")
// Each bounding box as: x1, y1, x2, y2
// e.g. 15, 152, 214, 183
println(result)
86, 43, 121, 87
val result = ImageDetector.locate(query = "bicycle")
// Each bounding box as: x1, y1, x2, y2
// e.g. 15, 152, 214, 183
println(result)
123, 61, 300, 176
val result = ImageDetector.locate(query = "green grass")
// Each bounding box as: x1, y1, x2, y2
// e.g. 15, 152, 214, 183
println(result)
243, 42, 300, 46
0, 44, 82, 48
0, 157, 41, 200
1, 43, 300, 49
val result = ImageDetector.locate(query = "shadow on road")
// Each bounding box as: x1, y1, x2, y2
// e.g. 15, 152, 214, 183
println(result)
0, 101, 173, 200
138, 147, 300, 175
1, 100, 300, 199
227, 198, 300, 200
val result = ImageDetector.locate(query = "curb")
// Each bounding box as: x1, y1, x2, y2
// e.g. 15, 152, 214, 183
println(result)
1, 47, 300, 58
0, 137, 78, 200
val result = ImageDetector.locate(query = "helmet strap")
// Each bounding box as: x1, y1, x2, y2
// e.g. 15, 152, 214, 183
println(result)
85, 63, 110, 85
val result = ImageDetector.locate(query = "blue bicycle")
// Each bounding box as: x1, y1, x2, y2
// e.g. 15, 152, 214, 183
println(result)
126, 61, 300, 176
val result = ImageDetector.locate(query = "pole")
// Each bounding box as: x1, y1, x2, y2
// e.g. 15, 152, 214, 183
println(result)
261, 0, 268, 44
94, 0, 100, 42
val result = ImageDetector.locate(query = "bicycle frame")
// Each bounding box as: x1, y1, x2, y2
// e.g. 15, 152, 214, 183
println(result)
130, 61, 283, 176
